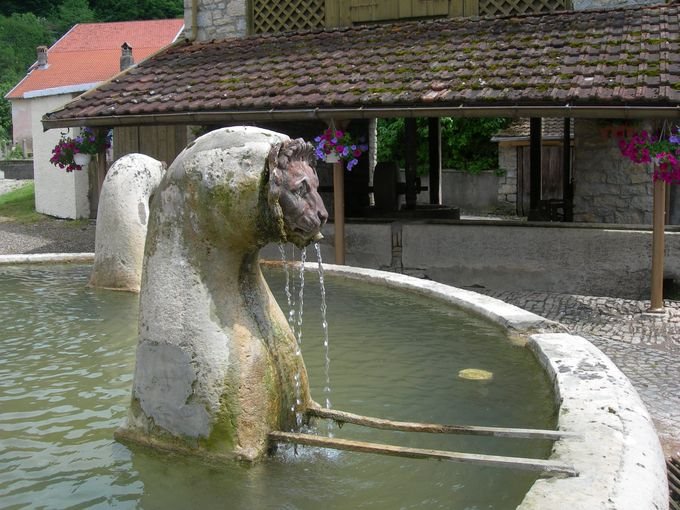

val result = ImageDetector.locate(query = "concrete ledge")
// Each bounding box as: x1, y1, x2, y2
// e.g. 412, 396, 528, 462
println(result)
306, 263, 668, 510
523, 334, 668, 510
0, 253, 94, 265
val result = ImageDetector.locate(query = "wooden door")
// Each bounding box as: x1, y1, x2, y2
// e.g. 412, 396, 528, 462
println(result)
517, 145, 566, 216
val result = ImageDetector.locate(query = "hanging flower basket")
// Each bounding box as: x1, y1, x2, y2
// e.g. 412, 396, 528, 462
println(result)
73, 153, 92, 167
314, 128, 368, 171
617, 126, 680, 183
50, 127, 112, 172
323, 152, 340, 163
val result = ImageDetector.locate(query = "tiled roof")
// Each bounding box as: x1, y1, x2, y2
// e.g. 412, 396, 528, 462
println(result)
492, 118, 574, 140
7, 19, 184, 99
44, 3, 680, 128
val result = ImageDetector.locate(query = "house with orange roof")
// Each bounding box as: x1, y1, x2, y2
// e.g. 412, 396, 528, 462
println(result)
5, 19, 184, 219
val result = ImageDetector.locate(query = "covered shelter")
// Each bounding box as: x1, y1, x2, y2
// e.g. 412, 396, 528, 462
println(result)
42, 2, 680, 304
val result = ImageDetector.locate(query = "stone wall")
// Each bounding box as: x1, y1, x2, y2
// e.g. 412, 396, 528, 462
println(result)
572, 119, 653, 224
183, 0, 247, 41
0, 160, 33, 179
264, 220, 680, 299
496, 144, 519, 214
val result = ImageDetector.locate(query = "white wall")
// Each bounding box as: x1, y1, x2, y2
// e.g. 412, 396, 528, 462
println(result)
9, 98, 32, 155
32, 94, 90, 219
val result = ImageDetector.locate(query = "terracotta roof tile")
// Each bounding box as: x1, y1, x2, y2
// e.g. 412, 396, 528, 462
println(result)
44, 3, 679, 126
7, 19, 184, 99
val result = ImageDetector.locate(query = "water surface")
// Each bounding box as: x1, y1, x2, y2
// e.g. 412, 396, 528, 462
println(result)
0, 264, 555, 509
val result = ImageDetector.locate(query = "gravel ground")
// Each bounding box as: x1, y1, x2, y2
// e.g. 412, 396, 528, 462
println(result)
0, 179, 96, 255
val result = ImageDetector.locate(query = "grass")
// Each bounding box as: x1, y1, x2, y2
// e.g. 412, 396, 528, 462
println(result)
0, 182, 44, 223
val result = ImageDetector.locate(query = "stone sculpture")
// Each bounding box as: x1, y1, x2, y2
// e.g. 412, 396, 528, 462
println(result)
89, 153, 165, 292
115, 126, 328, 462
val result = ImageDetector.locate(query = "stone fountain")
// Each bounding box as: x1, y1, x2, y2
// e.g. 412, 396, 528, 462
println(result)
115, 126, 328, 461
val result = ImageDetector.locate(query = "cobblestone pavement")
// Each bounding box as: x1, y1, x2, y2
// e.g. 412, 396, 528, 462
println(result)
478, 289, 680, 458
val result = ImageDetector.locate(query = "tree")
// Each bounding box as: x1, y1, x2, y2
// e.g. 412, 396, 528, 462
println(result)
0, 13, 52, 76
52, 0, 96, 37
0, 13, 52, 140
91, 0, 183, 22
0, 0, 55, 17
377, 117, 511, 174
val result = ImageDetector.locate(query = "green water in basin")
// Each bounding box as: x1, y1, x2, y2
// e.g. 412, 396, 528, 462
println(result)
0, 264, 556, 509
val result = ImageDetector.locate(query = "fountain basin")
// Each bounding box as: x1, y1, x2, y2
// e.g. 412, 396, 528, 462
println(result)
0, 254, 668, 509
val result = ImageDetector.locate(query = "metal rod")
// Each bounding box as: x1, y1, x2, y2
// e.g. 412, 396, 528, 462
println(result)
269, 431, 578, 477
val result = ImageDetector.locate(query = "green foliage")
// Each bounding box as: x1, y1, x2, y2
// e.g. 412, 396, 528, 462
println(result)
0, 1, 55, 17
377, 117, 511, 174
0, 13, 52, 140
90, 0, 183, 22
0, 0, 181, 141
0, 82, 14, 140
0, 13, 52, 77
0, 182, 43, 223
52, 0, 96, 37
5, 145, 25, 159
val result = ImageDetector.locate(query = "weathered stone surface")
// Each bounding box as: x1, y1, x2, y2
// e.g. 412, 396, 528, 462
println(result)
88, 153, 165, 292
117, 126, 327, 462
573, 119, 654, 224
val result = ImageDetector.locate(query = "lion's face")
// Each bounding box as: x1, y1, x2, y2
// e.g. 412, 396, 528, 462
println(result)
275, 159, 328, 248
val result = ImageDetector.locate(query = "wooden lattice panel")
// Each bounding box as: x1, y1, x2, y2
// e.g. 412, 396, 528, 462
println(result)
480, 0, 569, 16
252, 0, 326, 34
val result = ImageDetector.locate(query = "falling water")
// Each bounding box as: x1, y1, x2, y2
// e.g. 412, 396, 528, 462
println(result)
315, 242, 333, 437
278, 244, 296, 334
280, 243, 332, 435
293, 247, 307, 428
314, 243, 332, 410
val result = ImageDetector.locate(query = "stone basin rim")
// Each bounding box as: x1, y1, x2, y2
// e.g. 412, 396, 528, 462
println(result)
0, 253, 669, 510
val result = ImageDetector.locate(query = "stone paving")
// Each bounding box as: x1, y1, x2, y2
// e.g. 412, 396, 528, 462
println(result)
477, 289, 680, 459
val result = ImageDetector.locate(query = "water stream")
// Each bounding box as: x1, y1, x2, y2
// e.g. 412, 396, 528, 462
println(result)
314, 243, 333, 437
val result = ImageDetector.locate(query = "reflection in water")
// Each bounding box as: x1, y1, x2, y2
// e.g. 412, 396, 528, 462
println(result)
0, 265, 555, 509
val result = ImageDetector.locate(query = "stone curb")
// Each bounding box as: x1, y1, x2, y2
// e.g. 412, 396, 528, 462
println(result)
313, 263, 668, 510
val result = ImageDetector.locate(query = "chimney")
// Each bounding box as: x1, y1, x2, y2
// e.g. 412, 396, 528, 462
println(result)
120, 42, 134, 71
36, 46, 48, 68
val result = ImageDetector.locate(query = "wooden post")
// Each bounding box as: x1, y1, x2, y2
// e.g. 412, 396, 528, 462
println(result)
333, 160, 345, 265
527, 117, 543, 220
269, 431, 578, 476
428, 117, 441, 205
562, 117, 573, 222
649, 178, 666, 312
307, 406, 578, 440
404, 118, 418, 209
